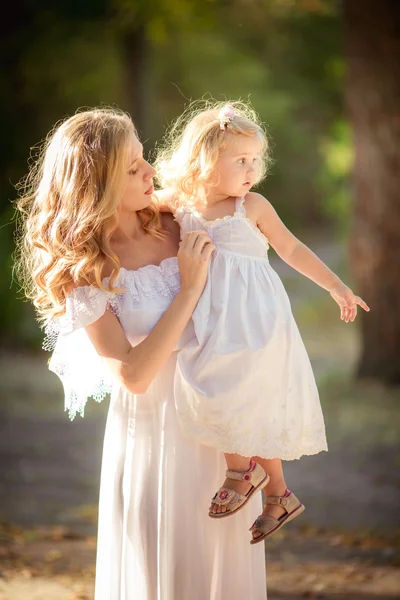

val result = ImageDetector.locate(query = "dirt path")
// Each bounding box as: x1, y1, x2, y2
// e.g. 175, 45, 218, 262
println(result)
0, 524, 399, 599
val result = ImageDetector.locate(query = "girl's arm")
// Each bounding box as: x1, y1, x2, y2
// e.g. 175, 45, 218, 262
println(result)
84, 231, 214, 393
246, 192, 370, 322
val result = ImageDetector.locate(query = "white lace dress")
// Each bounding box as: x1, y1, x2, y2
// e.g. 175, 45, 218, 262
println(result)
45, 259, 267, 600
174, 198, 328, 460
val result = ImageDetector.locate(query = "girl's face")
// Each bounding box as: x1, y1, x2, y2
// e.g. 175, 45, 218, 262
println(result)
212, 132, 263, 198
119, 134, 156, 212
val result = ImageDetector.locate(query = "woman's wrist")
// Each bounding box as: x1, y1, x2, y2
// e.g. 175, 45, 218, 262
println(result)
177, 285, 203, 303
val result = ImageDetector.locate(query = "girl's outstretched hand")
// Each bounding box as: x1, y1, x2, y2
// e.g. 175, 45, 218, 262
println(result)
330, 282, 370, 323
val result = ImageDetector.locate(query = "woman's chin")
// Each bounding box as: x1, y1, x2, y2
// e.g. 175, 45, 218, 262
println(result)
137, 196, 154, 211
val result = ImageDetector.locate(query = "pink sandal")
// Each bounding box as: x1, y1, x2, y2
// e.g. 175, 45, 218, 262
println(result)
209, 460, 270, 519
250, 489, 305, 543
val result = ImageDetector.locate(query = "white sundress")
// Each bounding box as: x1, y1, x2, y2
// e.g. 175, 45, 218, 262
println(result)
44, 259, 267, 600
174, 197, 328, 460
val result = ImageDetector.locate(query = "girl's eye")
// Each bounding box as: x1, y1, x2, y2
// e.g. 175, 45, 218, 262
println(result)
238, 158, 246, 164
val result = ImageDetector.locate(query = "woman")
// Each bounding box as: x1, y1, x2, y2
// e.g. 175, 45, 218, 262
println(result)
15, 107, 267, 599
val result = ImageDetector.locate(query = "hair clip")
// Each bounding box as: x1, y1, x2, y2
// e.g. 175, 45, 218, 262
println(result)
218, 104, 236, 130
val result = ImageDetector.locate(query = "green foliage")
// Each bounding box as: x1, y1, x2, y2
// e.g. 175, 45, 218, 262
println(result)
317, 119, 353, 232
1, 0, 348, 346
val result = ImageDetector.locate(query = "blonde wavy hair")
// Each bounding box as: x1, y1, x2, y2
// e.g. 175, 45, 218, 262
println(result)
155, 99, 271, 208
14, 106, 163, 325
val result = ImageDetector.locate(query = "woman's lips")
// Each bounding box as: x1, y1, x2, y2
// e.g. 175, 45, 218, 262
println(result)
145, 185, 154, 195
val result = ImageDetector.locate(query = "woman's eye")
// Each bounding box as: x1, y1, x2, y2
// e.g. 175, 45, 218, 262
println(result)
129, 168, 138, 175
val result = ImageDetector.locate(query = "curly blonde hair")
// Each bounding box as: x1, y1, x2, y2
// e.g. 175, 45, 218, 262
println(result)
155, 99, 271, 208
14, 106, 163, 325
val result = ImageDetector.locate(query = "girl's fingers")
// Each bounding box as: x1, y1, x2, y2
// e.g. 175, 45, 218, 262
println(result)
346, 300, 353, 323
356, 296, 370, 312
350, 305, 357, 322
336, 291, 370, 322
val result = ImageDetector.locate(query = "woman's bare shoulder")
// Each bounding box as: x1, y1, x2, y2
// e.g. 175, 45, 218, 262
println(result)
160, 211, 180, 238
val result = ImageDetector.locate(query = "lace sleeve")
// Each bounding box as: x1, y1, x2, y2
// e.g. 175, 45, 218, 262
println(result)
43, 286, 116, 420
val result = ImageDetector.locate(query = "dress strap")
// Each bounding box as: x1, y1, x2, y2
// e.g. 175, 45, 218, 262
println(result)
235, 197, 246, 215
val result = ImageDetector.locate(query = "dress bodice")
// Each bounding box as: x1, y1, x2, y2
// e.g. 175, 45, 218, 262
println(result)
175, 197, 270, 260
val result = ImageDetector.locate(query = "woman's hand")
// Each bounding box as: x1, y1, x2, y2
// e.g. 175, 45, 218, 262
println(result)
330, 282, 370, 323
178, 230, 215, 295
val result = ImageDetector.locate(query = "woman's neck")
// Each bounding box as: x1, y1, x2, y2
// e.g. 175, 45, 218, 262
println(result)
112, 210, 145, 243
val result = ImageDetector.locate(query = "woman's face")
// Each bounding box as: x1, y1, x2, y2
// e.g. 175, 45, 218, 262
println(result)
119, 134, 156, 213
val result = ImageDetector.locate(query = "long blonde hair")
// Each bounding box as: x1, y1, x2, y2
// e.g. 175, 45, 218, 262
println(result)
155, 99, 271, 207
14, 107, 163, 325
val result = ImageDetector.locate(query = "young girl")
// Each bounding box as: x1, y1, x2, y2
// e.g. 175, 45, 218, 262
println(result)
156, 101, 370, 544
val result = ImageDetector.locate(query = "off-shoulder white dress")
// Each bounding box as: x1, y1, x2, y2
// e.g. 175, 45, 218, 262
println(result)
45, 258, 267, 600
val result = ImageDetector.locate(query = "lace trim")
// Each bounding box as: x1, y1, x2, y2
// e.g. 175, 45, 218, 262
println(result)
123, 264, 180, 303
52, 362, 113, 420
109, 263, 180, 316
42, 296, 114, 352
177, 406, 328, 460
176, 205, 270, 250
43, 259, 180, 349
67, 384, 112, 419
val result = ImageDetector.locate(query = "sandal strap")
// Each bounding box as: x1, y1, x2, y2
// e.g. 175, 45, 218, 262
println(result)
266, 490, 300, 513
250, 514, 279, 534
225, 460, 266, 485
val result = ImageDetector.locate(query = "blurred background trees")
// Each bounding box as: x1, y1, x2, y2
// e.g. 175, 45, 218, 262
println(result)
1, 0, 399, 383
344, 0, 400, 383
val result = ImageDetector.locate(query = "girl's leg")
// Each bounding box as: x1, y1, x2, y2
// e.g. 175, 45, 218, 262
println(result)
209, 453, 253, 514
252, 457, 288, 539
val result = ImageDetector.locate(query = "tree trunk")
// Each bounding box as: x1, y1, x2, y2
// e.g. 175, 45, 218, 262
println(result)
343, 0, 400, 383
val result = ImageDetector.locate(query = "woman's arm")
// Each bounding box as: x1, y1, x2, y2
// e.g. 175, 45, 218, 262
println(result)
85, 231, 214, 393
245, 192, 370, 322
